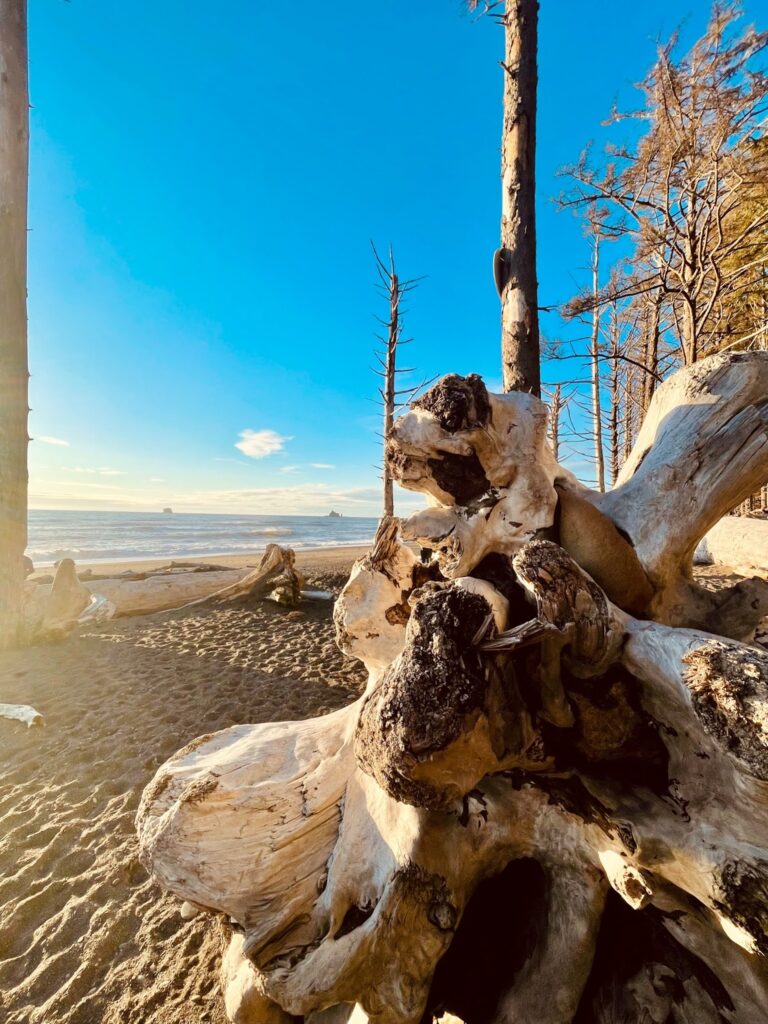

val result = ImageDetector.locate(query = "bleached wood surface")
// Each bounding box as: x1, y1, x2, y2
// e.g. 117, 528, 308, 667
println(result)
0, 703, 43, 727
27, 567, 248, 620
137, 355, 768, 1023
697, 516, 768, 574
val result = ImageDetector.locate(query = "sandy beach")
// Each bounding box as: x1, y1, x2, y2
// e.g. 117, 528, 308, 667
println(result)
0, 549, 367, 1024
27, 545, 371, 580
2, 552, 766, 1024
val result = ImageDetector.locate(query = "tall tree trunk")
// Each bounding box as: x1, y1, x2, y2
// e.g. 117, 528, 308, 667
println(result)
622, 363, 636, 467
0, 0, 29, 650
680, 297, 698, 365
499, 0, 540, 396
608, 304, 620, 486
589, 234, 605, 491
382, 268, 399, 519
643, 289, 661, 412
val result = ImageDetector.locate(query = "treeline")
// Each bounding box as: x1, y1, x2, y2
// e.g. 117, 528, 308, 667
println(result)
550, 4, 768, 494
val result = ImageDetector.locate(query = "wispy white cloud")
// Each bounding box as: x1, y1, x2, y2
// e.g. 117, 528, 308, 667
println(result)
279, 462, 334, 473
149, 477, 165, 483
65, 466, 126, 476
235, 428, 290, 459
37, 435, 70, 447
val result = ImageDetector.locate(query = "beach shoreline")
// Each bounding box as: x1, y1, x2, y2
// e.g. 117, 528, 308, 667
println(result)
29, 544, 371, 577
26, 510, 380, 571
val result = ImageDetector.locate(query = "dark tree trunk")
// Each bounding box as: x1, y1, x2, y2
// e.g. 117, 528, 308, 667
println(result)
499, 0, 540, 397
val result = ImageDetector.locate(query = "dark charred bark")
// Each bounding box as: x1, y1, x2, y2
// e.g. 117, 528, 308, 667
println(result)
499, 0, 540, 397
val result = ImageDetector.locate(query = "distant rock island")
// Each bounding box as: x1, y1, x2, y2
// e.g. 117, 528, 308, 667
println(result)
162, 507, 173, 514
328, 510, 342, 518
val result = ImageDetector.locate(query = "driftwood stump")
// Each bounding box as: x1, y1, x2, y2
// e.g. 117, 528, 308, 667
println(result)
178, 544, 305, 610
138, 353, 768, 1023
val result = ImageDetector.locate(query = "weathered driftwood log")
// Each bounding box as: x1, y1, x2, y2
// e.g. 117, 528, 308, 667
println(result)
392, 358, 768, 641
333, 516, 429, 676
27, 566, 250, 618
21, 547, 310, 633
697, 515, 768, 576
179, 544, 304, 610
596, 353, 768, 633
138, 353, 768, 1024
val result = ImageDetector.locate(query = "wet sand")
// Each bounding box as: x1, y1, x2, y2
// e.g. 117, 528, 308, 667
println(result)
0, 552, 365, 1024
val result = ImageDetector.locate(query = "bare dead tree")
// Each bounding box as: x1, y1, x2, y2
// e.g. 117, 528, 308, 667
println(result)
608, 286, 669, 475
498, 0, 540, 395
540, 355, 590, 474
542, 379, 581, 468
556, 203, 622, 490
544, 288, 665, 490
546, 383, 562, 461
472, 0, 541, 396
587, 216, 606, 491
607, 302, 621, 485
0, 0, 29, 650
622, 360, 639, 463
562, 4, 768, 366
639, 281, 662, 412
699, 134, 768, 353
371, 243, 422, 518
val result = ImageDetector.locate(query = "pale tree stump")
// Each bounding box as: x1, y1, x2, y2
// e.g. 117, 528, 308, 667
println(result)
178, 544, 305, 610
138, 353, 768, 1023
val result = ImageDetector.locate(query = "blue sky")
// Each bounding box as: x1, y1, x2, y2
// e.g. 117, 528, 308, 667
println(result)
27, 0, 718, 515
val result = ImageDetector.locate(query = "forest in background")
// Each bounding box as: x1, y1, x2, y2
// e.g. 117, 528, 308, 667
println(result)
543, 4, 767, 499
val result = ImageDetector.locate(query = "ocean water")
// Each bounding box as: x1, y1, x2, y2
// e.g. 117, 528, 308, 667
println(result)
27, 510, 379, 567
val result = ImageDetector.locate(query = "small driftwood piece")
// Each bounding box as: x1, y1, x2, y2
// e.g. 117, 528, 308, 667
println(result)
74, 557, 241, 581
167, 560, 250, 573
71, 562, 241, 582
138, 354, 768, 1024
0, 703, 43, 727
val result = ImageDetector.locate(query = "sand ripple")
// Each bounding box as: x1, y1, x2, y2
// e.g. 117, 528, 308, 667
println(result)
0, 569, 363, 1024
